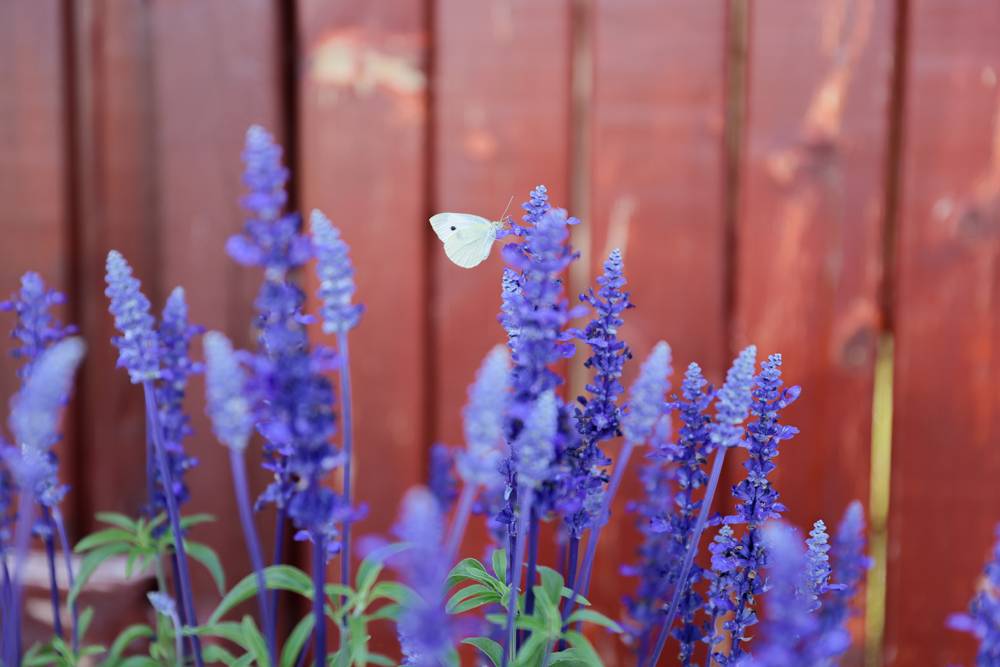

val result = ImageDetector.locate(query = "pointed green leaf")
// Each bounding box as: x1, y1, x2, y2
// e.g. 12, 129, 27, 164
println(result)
369, 581, 412, 606
94, 512, 137, 531
566, 608, 623, 633
491, 548, 507, 582
240, 615, 270, 666
105, 624, 155, 665
462, 637, 503, 666
179, 513, 216, 529
446, 558, 501, 592
280, 615, 315, 667
563, 631, 603, 667
208, 565, 312, 624
74, 528, 135, 553
355, 542, 410, 599
537, 566, 564, 605
69, 542, 131, 606
363, 602, 401, 622
185, 540, 226, 594
446, 583, 492, 613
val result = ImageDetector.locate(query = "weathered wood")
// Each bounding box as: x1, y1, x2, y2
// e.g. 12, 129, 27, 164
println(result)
295, 0, 430, 623
735, 0, 893, 541
587, 1, 729, 662
885, 2, 1000, 665
0, 0, 75, 522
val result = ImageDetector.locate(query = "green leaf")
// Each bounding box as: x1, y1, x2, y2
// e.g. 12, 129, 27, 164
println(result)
240, 615, 270, 666
462, 637, 502, 667
280, 615, 315, 667
208, 565, 312, 624
355, 542, 410, 599
185, 540, 226, 594
203, 644, 240, 665
450, 592, 499, 615
324, 583, 354, 602
446, 583, 494, 613
74, 528, 135, 553
491, 548, 507, 582
566, 608, 624, 633
78, 605, 96, 640
547, 648, 593, 666
118, 657, 160, 667
446, 558, 501, 592
232, 655, 256, 667
537, 566, 564, 605
365, 653, 396, 666
563, 631, 603, 667
80, 644, 106, 657
369, 581, 412, 606
105, 624, 155, 665
179, 513, 216, 529
512, 633, 547, 666
69, 542, 131, 605
560, 587, 591, 606
363, 603, 401, 622
95, 512, 137, 531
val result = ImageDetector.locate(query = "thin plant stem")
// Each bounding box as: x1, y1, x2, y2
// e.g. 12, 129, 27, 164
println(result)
51, 508, 79, 651
312, 532, 327, 667
445, 482, 477, 558
41, 507, 64, 640
142, 381, 204, 667
269, 506, 287, 648
169, 552, 194, 660
556, 534, 581, 653
646, 445, 728, 667
501, 492, 532, 667
229, 448, 275, 665
1, 559, 12, 659
9, 493, 37, 667
522, 509, 541, 645
337, 331, 354, 599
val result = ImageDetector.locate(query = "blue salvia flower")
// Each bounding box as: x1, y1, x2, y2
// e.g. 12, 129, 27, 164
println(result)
457, 345, 509, 489
562, 248, 633, 536
226, 125, 311, 273
311, 209, 363, 334
622, 341, 672, 446
704, 524, 740, 659
522, 184, 550, 225
513, 391, 558, 490
498, 269, 522, 343
203, 331, 253, 451
105, 251, 160, 383
7, 338, 85, 506
0, 463, 12, 553
622, 415, 676, 656
804, 520, 833, 612
719, 353, 800, 661
150, 287, 201, 514
0, 272, 76, 378
640, 363, 714, 664
393, 487, 453, 666
818, 501, 869, 655
428, 444, 458, 512
950, 525, 1000, 665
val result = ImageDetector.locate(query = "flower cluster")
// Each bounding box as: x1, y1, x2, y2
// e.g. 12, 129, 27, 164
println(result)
0, 272, 76, 378
950, 524, 1000, 664
105, 251, 161, 384
203, 331, 254, 452
311, 209, 363, 335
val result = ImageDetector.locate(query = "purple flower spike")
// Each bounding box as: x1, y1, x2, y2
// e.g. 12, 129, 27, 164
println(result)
818, 501, 869, 654
514, 391, 558, 490
105, 251, 160, 384
950, 524, 1000, 665
311, 210, 363, 334
457, 345, 510, 489
203, 331, 253, 451
709, 344, 757, 451
805, 520, 833, 612
393, 487, 453, 666
0, 272, 76, 378
622, 341, 672, 446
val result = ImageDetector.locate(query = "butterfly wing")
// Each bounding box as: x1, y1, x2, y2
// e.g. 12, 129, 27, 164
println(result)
429, 213, 497, 268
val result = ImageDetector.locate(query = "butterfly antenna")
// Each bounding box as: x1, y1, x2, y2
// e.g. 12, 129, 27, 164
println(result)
498, 195, 515, 226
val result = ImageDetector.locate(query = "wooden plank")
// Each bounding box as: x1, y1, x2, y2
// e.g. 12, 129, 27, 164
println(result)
0, 1, 75, 520
431, 0, 572, 553
146, 0, 286, 610
735, 0, 893, 537
296, 0, 429, 608
885, 2, 1000, 665
586, 1, 728, 662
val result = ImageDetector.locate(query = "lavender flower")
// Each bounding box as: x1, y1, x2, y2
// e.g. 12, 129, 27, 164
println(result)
950, 525, 1000, 665
456, 345, 510, 489
428, 444, 458, 512
0, 272, 75, 378
621, 342, 672, 446
642, 363, 714, 664
226, 125, 310, 273
804, 520, 833, 612
821, 500, 869, 637
719, 353, 800, 660
203, 331, 253, 451
563, 248, 632, 536
394, 487, 453, 666
513, 391, 558, 490
150, 287, 200, 513
311, 209, 363, 334
7, 338, 85, 506
105, 251, 160, 383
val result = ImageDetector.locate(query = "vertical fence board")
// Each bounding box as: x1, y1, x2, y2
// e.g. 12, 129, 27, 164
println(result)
146, 0, 286, 610
886, 2, 1000, 665
0, 0, 75, 515
587, 1, 728, 662
296, 0, 429, 585
431, 0, 572, 548
735, 0, 892, 538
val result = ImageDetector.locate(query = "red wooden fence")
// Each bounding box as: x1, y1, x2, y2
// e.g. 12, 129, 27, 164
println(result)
2, 1, 999, 665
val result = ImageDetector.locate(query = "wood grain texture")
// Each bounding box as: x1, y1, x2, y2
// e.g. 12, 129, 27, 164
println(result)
0, 0, 75, 522
734, 0, 893, 543
432, 0, 572, 553
296, 0, 429, 586
885, 2, 1000, 665
586, 1, 728, 663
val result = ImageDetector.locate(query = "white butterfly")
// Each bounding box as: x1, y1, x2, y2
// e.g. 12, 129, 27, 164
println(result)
429, 213, 503, 268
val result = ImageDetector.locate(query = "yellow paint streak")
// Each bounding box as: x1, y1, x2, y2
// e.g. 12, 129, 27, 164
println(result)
865, 333, 894, 667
